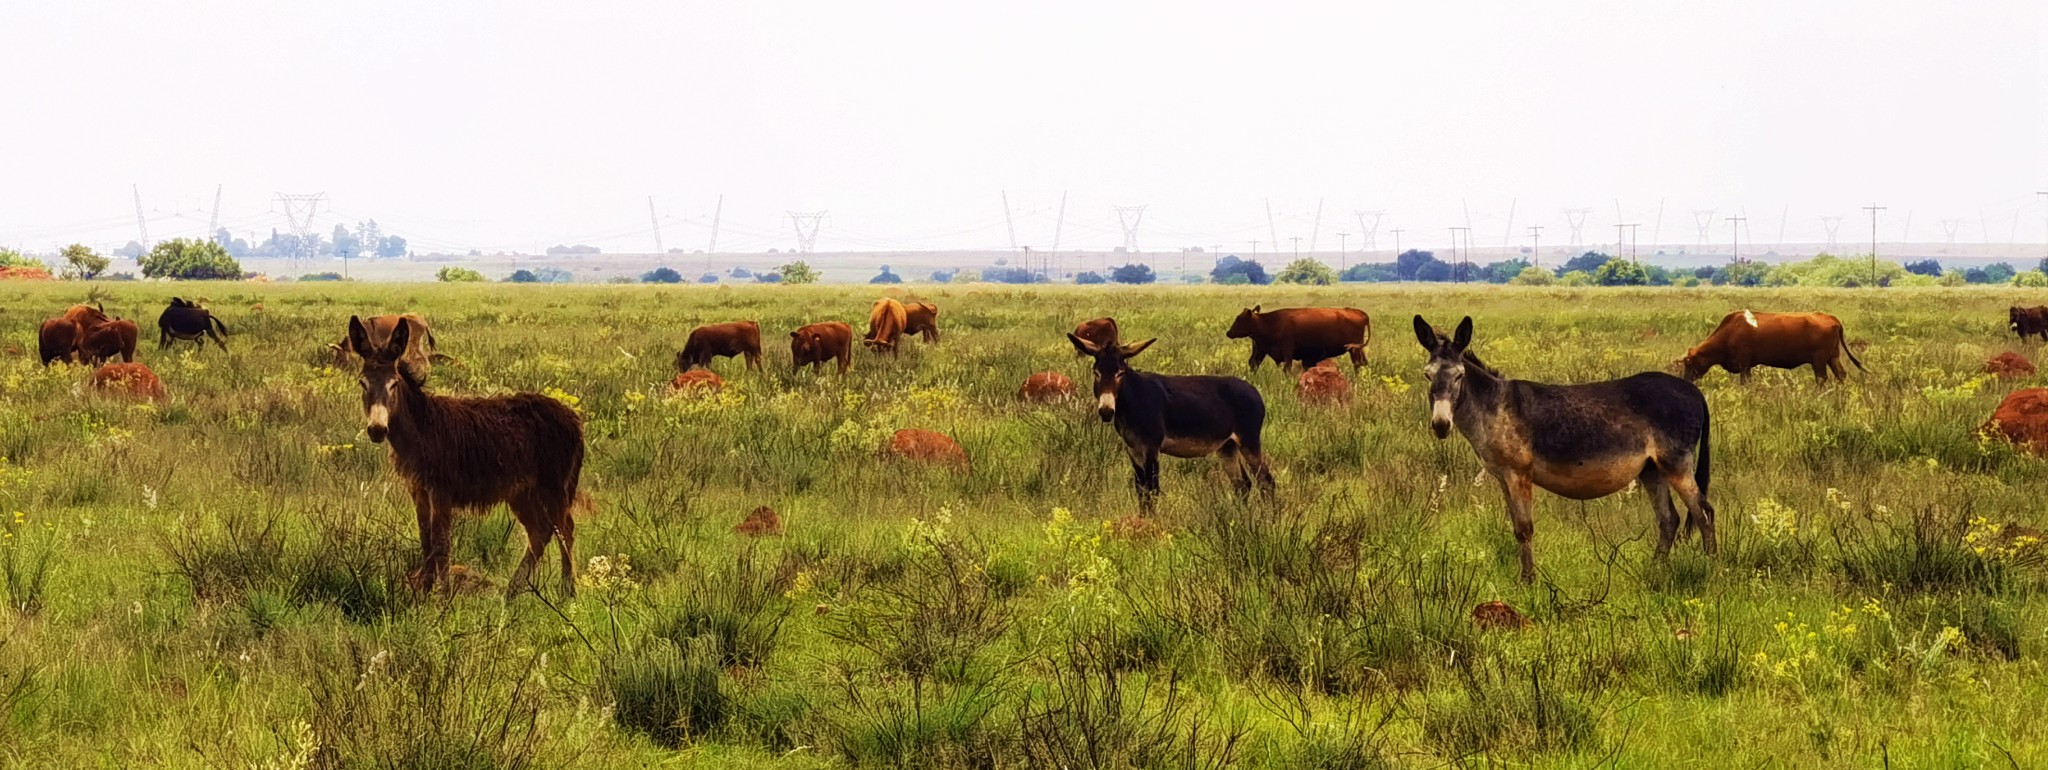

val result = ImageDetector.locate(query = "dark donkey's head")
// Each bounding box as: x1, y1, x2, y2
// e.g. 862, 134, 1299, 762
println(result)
1067, 333, 1157, 422
1412, 315, 1476, 440
347, 314, 418, 444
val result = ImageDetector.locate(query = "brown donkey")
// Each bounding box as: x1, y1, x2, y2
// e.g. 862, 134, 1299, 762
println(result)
347, 316, 588, 598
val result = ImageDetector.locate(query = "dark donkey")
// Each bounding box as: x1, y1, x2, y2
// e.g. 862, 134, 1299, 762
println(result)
1069, 333, 1276, 514
347, 316, 589, 598
1414, 316, 1714, 582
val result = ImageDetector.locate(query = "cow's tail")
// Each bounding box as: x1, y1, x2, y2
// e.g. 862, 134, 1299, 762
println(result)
1838, 324, 1864, 371
209, 315, 230, 336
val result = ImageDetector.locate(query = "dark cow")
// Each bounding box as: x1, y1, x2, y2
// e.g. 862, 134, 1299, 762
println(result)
864, 298, 909, 354
1069, 333, 1275, 515
158, 297, 229, 352
1417, 316, 1714, 582
1226, 305, 1371, 372
676, 321, 763, 372
2011, 306, 2048, 343
330, 313, 444, 371
1677, 310, 1862, 383
80, 319, 139, 365
1073, 317, 1120, 354
791, 321, 854, 374
903, 302, 941, 343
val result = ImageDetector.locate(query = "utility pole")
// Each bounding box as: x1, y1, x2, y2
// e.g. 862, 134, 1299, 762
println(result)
1526, 226, 1543, 268
1288, 236, 1303, 259
1863, 203, 1886, 283
1726, 216, 1747, 263
647, 196, 665, 254
1336, 232, 1350, 272
1248, 240, 1259, 262
1390, 228, 1404, 263
1449, 227, 1471, 281
1615, 223, 1640, 264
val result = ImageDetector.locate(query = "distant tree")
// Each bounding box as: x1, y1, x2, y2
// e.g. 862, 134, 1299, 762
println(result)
730, 266, 754, 279
298, 272, 345, 282
1075, 271, 1107, 284
1939, 269, 1968, 286
1594, 258, 1648, 286
546, 244, 601, 256
1693, 266, 1718, 280
1643, 264, 1673, 286
1414, 260, 1452, 282
1713, 260, 1771, 286
436, 266, 485, 282
532, 266, 574, 283
0, 248, 41, 269
1558, 251, 1611, 276
984, 266, 1044, 283
1965, 267, 1990, 284
507, 269, 541, 283
115, 240, 145, 258
331, 223, 360, 259
777, 260, 819, 284
2014, 271, 2048, 288
929, 268, 958, 282
1393, 249, 1445, 280
756, 272, 783, 283
1449, 261, 1484, 283
870, 266, 903, 284
948, 269, 982, 284
642, 266, 684, 284
698, 273, 718, 283
60, 243, 108, 279
1274, 258, 1336, 285
1109, 263, 1156, 284
1904, 259, 1944, 277
1480, 258, 1531, 284
1508, 265, 1555, 285
1340, 262, 1400, 282
1210, 255, 1270, 285
993, 257, 1008, 266
1983, 262, 2017, 284
1558, 270, 1596, 286
141, 238, 243, 280
376, 234, 407, 258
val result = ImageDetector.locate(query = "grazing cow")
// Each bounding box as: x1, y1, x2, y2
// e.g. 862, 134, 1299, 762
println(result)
346, 316, 588, 598
2011, 306, 2048, 343
903, 302, 941, 343
790, 321, 854, 374
1069, 333, 1275, 515
37, 318, 82, 365
1416, 316, 1714, 582
676, 321, 763, 372
158, 297, 229, 352
864, 298, 909, 354
1677, 310, 1862, 383
1073, 317, 1120, 353
61, 303, 110, 327
79, 319, 139, 365
330, 313, 444, 370
1226, 305, 1371, 372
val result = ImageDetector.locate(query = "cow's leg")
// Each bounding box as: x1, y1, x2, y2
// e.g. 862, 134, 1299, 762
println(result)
1670, 471, 1717, 555
1498, 472, 1539, 582
1736, 368, 1751, 385
1348, 343, 1368, 371
746, 351, 762, 371
1828, 358, 1848, 381
1247, 344, 1264, 372
1641, 467, 1680, 558
505, 494, 551, 598
555, 502, 577, 598
1812, 361, 1829, 383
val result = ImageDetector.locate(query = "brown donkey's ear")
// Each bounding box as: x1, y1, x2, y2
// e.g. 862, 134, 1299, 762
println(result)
1118, 338, 1156, 359
1068, 332, 1101, 356
385, 317, 412, 359
1412, 315, 1438, 350
346, 316, 373, 357
1451, 317, 1474, 351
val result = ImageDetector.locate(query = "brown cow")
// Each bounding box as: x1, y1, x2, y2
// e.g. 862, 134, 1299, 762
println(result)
903, 302, 941, 343
36, 304, 111, 365
1073, 317, 1120, 354
79, 319, 139, 365
791, 321, 854, 374
863, 298, 908, 354
1225, 305, 1371, 372
1678, 310, 1864, 383
677, 321, 763, 371
2011, 306, 2048, 343
330, 314, 443, 370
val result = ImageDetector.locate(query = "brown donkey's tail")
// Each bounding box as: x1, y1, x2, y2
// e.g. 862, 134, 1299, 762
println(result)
1695, 404, 1711, 501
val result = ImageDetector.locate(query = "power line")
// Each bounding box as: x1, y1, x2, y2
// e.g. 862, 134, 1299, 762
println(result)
787, 211, 827, 253
1564, 208, 1590, 248
1355, 210, 1385, 253
1113, 204, 1147, 255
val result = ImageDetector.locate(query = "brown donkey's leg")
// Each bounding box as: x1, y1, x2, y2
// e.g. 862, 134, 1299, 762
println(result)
1640, 469, 1681, 558
429, 500, 457, 597
408, 487, 436, 593
1669, 472, 1717, 555
1498, 473, 1539, 583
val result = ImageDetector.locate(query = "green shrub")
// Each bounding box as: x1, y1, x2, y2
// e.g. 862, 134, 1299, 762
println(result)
1274, 258, 1337, 285
139, 238, 242, 280
436, 266, 485, 282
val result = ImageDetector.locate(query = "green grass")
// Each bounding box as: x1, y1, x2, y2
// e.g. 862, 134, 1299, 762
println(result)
2, 281, 2047, 768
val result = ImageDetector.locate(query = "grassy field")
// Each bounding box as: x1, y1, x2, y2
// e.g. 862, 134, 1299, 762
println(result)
1, 281, 2046, 768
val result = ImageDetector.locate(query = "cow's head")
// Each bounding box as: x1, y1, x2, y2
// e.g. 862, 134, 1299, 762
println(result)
1068, 332, 1155, 422
1413, 315, 1473, 440
1675, 348, 1709, 381
2011, 306, 2025, 332
1225, 305, 1262, 339
347, 315, 414, 444
791, 329, 822, 359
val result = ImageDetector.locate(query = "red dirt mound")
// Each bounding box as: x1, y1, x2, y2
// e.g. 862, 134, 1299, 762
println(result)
0, 266, 53, 281
1472, 600, 1533, 630
1296, 360, 1352, 405
1019, 371, 1074, 402
886, 428, 968, 469
89, 363, 165, 402
669, 369, 725, 394
735, 505, 784, 537
1984, 388, 2048, 453
1985, 351, 2036, 379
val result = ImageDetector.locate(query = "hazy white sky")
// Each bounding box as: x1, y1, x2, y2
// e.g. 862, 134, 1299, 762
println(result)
2, 1, 2043, 254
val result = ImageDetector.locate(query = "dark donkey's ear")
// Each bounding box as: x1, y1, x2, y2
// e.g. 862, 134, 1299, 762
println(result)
346, 316, 373, 357
385, 317, 412, 359
1451, 316, 1474, 351
1067, 332, 1101, 356
1118, 338, 1156, 359
1412, 315, 1438, 350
